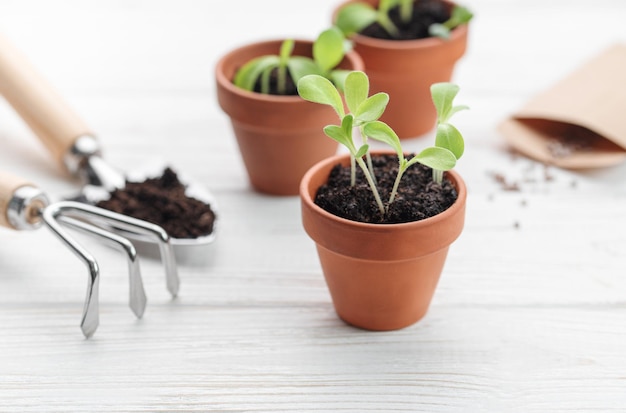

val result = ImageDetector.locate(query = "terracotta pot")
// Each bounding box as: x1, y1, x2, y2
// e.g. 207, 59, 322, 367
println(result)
334, 0, 469, 139
300, 152, 466, 330
216, 40, 364, 195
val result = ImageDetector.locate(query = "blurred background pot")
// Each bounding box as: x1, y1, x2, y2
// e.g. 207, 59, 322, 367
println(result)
334, 0, 469, 139
216, 39, 363, 195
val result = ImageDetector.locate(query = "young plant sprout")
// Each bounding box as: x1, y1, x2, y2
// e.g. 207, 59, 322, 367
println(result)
298, 71, 389, 214
298, 71, 466, 216
336, 0, 404, 39
428, 5, 474, 39
233, 27, 351, 95
335, 0, 472, 40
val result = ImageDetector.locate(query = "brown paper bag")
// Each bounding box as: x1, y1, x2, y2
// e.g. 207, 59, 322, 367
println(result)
498, 44, 626, 169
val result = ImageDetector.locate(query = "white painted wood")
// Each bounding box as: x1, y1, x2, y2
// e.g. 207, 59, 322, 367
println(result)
1, 0, 626, 411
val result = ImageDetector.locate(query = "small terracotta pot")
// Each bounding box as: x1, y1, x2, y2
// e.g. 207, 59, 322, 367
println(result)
334, 0, 469, 139
300, 152, 466, 330
216, 40, 364, 195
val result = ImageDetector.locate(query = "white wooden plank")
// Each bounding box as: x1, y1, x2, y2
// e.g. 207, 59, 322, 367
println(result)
1, 0, 626, 411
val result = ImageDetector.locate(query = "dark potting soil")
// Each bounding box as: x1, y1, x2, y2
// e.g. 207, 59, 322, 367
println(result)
360, 0, 450, 40
96, 167, 216, 239
315, 154, 458, 224
253, 67, 298, 96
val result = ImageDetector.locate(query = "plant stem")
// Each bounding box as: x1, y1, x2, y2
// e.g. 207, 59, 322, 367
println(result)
359, 126, 377, 184
432, 169, 444, 184
378, 14, 400, 38
277, 64, 287, 95
400, 0, 413, 23
388, 166, 405, 206
350, 155, 356, 186
261, 67, 272, 94
355, 157, 385, 216
364, 149, 376, 185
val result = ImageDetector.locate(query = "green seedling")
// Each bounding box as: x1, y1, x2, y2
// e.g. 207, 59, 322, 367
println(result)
336, 0, 407, 38
336, 0, 472, 40
298, 70, 467, 216
233, 27, 351, 95
298, 71, 389, 214
428, 5, 473, 39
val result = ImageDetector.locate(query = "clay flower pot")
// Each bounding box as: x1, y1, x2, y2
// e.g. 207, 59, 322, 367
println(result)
300, 152, 466, 330
334, 0, 469, 139
216, 40, 364, 195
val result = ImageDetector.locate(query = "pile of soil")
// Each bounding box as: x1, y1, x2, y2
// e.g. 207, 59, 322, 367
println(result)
315, 154, 458, 224
360, 0, 450, 40
97, 167, 216, 239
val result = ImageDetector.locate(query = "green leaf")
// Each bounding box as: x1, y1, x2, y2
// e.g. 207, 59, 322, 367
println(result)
355, 144, 369, 159
447, 104, 469, 120
313, 27, 345, 73
355, 92, 389, 123
430, 82, 460, 123
362, 121, 402, 159
287, 57, 323, 85
431, 5, 473, 38
435, 123, 464, 159
297, 74, 345, 118
324, 125, 353, 150
344, 70, 369, 114
341, 114, 354, 139
279, 39, 295, 66
335, 3, 378, 36
428, 23, 450, 39
407, 147, 457, 171
450, 5, 474, 27
233, 55, 280, 91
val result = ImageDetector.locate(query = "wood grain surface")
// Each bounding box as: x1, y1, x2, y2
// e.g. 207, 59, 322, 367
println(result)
0, 0, 625, 411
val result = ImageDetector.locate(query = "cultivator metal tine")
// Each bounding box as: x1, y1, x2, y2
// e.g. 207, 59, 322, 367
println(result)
58, 216, 147, 319
41, 209, 102, 338
55, 201, 180, 297
40, 201, 179, 338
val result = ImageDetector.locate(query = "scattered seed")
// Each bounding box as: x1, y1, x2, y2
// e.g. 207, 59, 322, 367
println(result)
543, 165, 555, 182
488, 171, 520, 191
546, 125, 596, 158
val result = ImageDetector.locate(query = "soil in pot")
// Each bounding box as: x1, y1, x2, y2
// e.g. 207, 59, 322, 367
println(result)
315, 153, 458, 224
251, 68, 298, 95
360, 0, 451, 40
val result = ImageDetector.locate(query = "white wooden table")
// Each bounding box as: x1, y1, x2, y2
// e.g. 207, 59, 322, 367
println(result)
1, 0, 625, 411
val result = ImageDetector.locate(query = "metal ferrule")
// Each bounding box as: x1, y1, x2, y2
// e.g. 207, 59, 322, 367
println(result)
63, 134, 102, 175
63, 135, 125, 190
7, 185, 49, 230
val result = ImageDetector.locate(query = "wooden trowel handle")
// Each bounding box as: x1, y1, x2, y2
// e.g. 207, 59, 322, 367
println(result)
0, 33, 95, 169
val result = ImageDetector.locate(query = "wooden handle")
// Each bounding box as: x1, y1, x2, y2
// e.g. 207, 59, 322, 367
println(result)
0, 171, 33, 229
0, 33, 95, 168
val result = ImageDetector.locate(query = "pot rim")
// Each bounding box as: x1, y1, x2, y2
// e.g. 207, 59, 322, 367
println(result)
215, 38, 364, 104
300, 151, 467, 232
